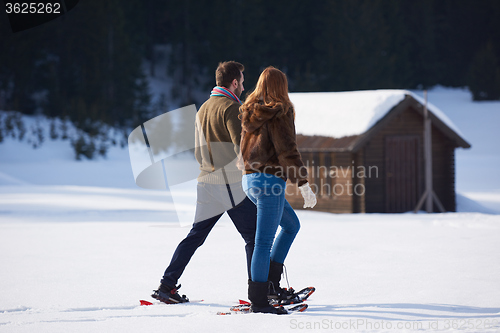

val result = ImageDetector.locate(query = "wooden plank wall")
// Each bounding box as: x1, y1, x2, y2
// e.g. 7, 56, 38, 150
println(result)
286, 151, 355, 213
430, 127, 457, 212
353, 150, 366, 213
364, 106, 458, 213
364, 106, 426, 213
384, 135, 421, 213
289, 105, 459, 214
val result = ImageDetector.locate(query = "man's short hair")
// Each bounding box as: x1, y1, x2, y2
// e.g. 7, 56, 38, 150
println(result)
215, 61, 244, 88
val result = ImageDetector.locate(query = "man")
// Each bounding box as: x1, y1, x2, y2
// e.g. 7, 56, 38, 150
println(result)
152, 61, 256, 303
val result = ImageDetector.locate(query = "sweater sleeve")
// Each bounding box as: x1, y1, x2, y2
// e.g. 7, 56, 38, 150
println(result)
225, 103, 243, 155
268, 110, 309, 186
194, 114, 202, 165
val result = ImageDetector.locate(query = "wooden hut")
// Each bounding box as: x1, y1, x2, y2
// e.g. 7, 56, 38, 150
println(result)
286, 90, 471, 213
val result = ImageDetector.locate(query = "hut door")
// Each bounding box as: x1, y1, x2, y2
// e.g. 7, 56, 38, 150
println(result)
385, 135, 420, 213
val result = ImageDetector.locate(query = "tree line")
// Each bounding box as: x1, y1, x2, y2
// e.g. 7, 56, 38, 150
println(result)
143, 0, 500, 100
0, 0, 499, 157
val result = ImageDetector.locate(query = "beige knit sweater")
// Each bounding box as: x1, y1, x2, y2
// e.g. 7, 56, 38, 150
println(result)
195, 95, 243, 184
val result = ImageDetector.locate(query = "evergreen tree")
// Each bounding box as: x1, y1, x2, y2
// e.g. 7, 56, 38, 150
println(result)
2, 0, 500, 156
468, 43, 500, 100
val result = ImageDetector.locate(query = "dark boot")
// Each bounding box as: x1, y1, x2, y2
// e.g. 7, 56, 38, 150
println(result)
151, 284, 189, 304
248, 280, 287, 314
268, 261, 295, 302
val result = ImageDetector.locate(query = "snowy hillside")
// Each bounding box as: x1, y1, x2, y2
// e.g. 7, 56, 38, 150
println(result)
0, 87, 499, 332
0, 111, 134, 188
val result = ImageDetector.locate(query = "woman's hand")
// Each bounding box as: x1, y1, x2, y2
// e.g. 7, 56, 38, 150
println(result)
299, 183, 317, 208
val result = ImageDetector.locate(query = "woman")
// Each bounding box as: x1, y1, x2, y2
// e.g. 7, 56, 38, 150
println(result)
239, 66, 317, 314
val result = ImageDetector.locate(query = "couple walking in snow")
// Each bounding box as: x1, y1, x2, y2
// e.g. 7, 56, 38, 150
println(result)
152, 61, 316, 314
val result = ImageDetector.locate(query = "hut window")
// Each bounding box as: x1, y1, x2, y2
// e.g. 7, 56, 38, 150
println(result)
323, 153, 335, 198
312, 152, 321, 196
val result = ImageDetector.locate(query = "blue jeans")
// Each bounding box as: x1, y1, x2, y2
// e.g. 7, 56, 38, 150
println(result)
242, 173, 300, 283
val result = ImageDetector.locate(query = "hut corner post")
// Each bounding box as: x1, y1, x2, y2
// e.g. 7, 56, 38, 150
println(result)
414, 90, 446, 213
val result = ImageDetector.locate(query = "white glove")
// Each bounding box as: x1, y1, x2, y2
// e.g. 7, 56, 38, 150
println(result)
299, 183, 317, 208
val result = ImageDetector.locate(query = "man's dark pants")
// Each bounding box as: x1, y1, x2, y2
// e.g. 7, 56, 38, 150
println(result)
161, 182, 256, 287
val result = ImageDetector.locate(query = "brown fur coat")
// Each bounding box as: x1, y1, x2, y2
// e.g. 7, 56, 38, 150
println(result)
239, 104, 308, 186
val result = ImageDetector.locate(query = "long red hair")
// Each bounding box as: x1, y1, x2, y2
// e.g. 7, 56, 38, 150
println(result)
240, 66, 294, 118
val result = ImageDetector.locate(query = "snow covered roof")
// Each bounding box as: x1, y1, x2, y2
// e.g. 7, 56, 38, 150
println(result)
289, 90, 466, 142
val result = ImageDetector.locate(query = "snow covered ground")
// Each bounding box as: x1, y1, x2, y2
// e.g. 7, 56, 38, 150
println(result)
0, 87, 499, 332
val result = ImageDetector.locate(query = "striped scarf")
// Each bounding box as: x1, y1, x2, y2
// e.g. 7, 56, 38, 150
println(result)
210, 86, 242, 104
